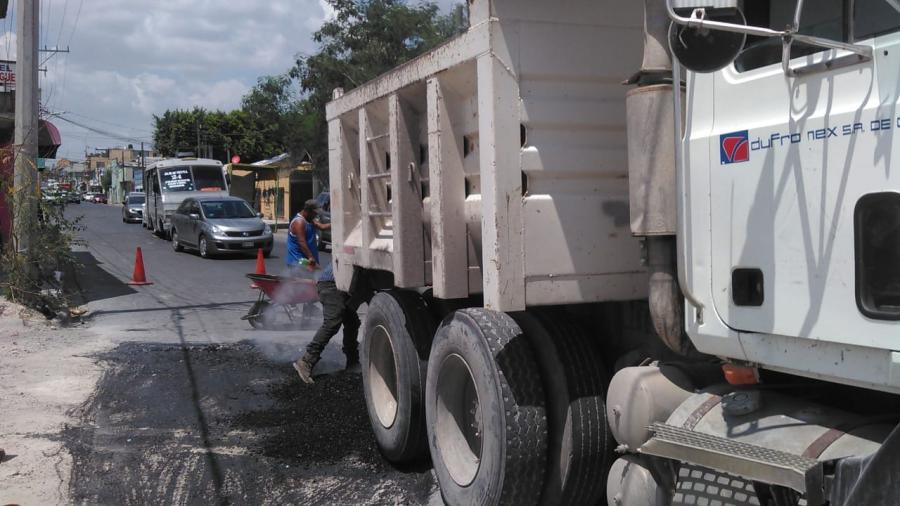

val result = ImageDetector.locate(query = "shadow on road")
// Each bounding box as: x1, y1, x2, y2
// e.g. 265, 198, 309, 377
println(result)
70, 251, 137, 304
87, 299, 257, 317
60, 339, 435, 505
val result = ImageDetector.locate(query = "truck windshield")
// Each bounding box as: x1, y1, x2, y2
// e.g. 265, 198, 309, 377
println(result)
201, 200, 256, 219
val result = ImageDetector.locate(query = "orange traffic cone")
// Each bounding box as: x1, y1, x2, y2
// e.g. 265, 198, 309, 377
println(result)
250, 248, 266, 288
127, 247, 153, 286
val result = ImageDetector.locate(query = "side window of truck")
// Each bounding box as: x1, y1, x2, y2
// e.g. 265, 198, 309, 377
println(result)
855, 0, 900, 39
736, 0, 847, 72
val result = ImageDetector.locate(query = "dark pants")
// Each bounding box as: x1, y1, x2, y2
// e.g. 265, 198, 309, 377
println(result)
305, 280, 362, 362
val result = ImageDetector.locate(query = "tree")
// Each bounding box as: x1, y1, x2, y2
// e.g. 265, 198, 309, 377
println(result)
152, 108, 278, 163
151, 1, 468, 179
101, 168, 112, 193
289, 0, 468, 177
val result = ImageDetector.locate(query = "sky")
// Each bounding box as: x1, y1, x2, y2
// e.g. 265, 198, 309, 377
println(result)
0, 0, 460, 162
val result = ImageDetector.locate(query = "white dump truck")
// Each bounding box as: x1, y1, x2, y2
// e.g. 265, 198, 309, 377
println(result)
326, 0, 900, 504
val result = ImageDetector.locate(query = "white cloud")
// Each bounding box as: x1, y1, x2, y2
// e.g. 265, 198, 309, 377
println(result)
3, 0, 466, 159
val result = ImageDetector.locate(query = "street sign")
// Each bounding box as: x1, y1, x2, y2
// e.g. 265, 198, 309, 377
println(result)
0, 60, 14, 89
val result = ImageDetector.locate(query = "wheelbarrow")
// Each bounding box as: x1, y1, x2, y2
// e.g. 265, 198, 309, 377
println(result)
242, 273, 320, 329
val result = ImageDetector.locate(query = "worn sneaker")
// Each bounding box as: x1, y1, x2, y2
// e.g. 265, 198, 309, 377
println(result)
293, 358, 315, 384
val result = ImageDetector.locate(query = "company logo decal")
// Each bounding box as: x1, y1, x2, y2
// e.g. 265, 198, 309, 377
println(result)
720, 130, 749, 164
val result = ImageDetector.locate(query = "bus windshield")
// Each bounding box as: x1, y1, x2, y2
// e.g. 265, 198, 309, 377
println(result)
192, 166, 226, 192
158, 165, 226, 193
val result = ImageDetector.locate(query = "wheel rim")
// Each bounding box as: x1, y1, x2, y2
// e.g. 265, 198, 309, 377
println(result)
200, 238, 207, 256
172, 231, 178, 248
435, 352, 482, 487
368, 324, 399, 429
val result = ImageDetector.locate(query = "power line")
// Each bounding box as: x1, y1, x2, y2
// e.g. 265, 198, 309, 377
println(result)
66, 0, 82, 46
55, 0, 69, 49
54, 115, 153, 144
64, 110, 154, 134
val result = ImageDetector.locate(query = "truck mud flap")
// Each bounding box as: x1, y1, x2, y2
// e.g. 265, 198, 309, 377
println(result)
829, 422, 900, 506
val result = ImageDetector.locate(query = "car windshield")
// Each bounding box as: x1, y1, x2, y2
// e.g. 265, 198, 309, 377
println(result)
128, 196, 145, 204
201, 200, 256, 219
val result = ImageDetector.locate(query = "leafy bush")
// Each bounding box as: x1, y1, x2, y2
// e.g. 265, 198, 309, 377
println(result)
1, 174, 83, 317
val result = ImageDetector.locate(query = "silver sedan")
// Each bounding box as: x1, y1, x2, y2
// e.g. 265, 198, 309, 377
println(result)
169, 196, 273, 259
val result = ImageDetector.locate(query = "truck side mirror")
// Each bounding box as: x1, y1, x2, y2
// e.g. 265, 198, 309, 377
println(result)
669, 7, 746, 73
189, 213, 200, 220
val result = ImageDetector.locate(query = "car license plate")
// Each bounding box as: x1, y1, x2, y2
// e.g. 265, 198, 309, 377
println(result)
242, 241, 253, 248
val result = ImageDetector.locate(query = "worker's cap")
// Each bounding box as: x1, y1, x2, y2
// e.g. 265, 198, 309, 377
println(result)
303, 199, 321, 213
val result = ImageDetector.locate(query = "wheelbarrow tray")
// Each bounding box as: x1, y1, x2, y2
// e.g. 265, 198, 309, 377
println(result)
246, 273, 319, 304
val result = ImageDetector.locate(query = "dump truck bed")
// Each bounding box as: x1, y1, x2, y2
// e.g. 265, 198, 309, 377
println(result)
326, 0, 648, 311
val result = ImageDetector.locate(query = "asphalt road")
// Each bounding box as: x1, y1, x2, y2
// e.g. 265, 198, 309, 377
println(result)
60, 202, 437, 505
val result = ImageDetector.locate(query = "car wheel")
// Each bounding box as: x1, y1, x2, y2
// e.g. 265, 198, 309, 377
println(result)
172, 229, 184, 252
263, 248, 272, 259
199, 235, 211, 259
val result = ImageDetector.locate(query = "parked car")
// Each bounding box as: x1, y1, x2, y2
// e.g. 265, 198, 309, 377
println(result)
122, 192, 145, 223
169, 196, 273, 259
66, 191, 81, 204
313, 191, 331, 250
41, 190, 65, 205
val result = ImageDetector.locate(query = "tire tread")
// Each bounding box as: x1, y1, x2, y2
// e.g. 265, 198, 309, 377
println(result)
459, 308, 548, 506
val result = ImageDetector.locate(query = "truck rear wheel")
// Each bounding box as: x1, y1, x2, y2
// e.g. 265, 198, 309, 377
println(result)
426, 308, 547, 506
515, 310, 614, 505
361, 290, 435, 463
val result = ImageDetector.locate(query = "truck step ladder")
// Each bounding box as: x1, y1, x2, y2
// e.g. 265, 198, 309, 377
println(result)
640, 423, 825, 497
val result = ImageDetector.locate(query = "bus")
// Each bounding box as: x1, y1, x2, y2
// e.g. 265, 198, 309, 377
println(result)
143, 157, 228, 237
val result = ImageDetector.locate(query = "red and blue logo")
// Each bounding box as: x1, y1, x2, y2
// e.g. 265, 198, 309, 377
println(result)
720, 130, 749, 164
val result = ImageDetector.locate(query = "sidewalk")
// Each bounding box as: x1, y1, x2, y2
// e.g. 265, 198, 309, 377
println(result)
0, 301, 106, 505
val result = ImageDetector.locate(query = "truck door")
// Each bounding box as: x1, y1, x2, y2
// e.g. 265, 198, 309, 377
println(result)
705, 0, 900, 345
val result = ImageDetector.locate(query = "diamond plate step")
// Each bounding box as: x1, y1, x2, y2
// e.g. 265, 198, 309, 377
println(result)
640, 423, 820, 493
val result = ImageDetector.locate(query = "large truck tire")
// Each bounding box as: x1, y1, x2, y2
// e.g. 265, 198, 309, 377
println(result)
426, 308, 548, 506
515, 310, 614, 505
361, 290, 435, 463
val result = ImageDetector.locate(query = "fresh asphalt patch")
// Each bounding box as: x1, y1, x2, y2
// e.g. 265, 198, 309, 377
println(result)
61, 341, 436, 505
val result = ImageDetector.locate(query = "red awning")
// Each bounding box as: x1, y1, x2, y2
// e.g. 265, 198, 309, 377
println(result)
39, 119, 61, 159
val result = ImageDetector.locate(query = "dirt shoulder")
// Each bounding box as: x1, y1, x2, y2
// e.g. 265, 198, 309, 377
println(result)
0, 301, 107, 505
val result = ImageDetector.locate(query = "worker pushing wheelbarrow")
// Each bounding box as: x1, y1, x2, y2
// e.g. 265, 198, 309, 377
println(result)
242, 272, 320, 329
245, 198, 330, 329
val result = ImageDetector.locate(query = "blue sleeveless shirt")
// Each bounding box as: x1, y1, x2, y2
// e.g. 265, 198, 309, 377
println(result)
286, 214, 320, 266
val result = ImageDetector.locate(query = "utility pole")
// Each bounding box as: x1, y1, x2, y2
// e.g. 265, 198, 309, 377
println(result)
13, 0, 39, 255
196, 122, 201, 158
